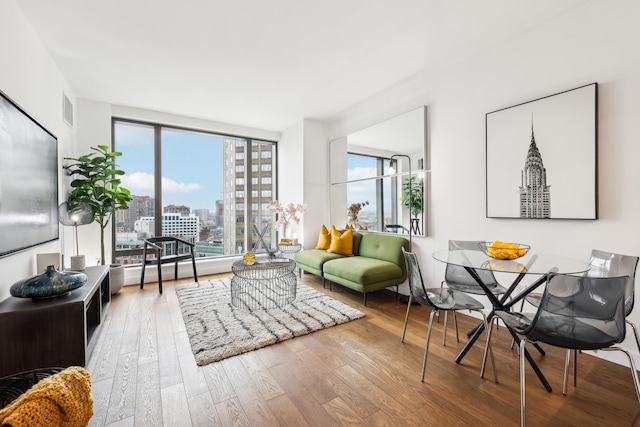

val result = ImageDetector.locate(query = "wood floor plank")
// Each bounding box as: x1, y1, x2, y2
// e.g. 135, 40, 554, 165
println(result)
215, 396, 251, 427
187, 391, 221, 426
104, 417, 135, 427
332, 363, 426, 427
105, 291, 134, 334
105, 351, 139, 424
119, 292, 141, 355
322, 396, 365, 426
90, 331, 124, 383
87, 314, 112, 373
88, 377, 113, 427
160, 383, 192, 427
265, 393, 312, 427
199, 362, 236, 404
222, 355, 281, 426
239, 351, 285, 400
155, 301, 183, 390
268, 361, 340, 427
164, 285, 187, 334
174, 330, 209, 398
137, 295, 158, 365
134, 361, 162, 427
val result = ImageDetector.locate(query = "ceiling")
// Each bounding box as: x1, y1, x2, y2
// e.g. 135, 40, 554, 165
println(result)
16, 0, 587, 133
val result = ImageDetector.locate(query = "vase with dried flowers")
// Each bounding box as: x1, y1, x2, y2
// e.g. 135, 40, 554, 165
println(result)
347, 201, 369, 228
267, 200, 309, 239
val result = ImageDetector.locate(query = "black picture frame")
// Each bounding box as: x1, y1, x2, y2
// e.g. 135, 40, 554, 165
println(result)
0, 90, 59, 257
486, 83, 598, 220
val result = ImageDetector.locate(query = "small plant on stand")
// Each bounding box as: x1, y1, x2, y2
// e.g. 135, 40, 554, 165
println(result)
400, 176, 424, 234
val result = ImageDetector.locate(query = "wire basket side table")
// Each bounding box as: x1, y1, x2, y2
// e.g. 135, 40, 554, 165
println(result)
277, 244, 302, 260
231, 259, 297, 309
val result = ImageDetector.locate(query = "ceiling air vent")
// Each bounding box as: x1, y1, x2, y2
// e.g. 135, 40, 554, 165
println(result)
62, 92, 73, 127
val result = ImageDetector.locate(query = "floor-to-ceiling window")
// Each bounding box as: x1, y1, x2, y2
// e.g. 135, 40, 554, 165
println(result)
112, 119, 277, 265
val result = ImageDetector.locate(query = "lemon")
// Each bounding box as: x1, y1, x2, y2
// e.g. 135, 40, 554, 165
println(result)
243, 251, 256, 265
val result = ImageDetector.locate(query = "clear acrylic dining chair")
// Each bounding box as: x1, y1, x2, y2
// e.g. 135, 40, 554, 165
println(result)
522, 249, 640, 394
439, 240, 508, 342
484, 273, 640, 427
401, 248, 497, 382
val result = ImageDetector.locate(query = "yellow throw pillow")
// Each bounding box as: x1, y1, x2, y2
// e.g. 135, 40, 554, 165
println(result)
315, 225, 331, 250
327, 226, 354, 256
345, 224, 354, 230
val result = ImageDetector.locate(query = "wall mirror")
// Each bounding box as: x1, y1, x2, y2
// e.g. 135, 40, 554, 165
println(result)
330, 106, 428, 236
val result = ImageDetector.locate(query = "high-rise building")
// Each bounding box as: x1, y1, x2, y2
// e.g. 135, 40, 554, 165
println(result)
223, 139, 275, 254
164, 204, 190, 216
192, 208, 210, 222
135, 213, 199, 243
116, 195, 154, 233
519, 124, 551, 218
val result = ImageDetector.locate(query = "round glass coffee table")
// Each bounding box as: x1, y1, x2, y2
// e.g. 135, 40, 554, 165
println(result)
231, 259, 297, 309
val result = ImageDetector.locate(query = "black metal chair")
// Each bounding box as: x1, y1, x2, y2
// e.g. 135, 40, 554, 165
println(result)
401, 248, 497, 382
485, 273, 640, 426
140, 236, 198, 294
385, 224, 410, 234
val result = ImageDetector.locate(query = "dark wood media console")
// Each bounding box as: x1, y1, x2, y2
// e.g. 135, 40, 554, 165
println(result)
0, 265, 110, 377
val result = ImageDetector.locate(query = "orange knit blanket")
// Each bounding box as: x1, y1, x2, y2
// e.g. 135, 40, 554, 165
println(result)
0, 366, 93, 427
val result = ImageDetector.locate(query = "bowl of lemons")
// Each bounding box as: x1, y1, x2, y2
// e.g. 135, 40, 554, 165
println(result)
479, 241, 530, 260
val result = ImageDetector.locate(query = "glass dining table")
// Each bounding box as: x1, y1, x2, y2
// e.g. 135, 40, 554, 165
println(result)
432, 248, 590, 392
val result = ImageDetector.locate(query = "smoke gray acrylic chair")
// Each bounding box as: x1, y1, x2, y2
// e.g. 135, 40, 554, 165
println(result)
441, 240, 508, 296
439, 240, 508, 341
401, 248, 497, 382
522, 249, 639, 394
484, 273, 640, 427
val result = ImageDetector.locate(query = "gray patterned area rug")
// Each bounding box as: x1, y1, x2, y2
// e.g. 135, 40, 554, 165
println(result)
175, 278, 365, 366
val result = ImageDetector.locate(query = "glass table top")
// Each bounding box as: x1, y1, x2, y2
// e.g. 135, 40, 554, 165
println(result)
432, 249, 590, 275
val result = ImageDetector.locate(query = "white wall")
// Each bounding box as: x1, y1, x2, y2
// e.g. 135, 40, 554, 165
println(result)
278, 120, 305, 241
0, 1, 75, 301
326, 0, 640, 365
302, 120, 329, 248
278, 119, 329, 248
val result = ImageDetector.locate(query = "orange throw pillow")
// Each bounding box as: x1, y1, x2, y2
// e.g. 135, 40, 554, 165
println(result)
315, 225, 331, 250
327, 226, 354, 256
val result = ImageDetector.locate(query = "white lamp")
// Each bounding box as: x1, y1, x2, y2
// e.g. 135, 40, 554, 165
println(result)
58, 202, 93, 271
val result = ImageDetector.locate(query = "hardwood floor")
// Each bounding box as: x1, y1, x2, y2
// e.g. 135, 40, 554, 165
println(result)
87, 272, 640, 426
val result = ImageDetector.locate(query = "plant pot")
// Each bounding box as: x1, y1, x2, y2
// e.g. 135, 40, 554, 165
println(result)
110, 264, 125, 294
70, 255, 86, 271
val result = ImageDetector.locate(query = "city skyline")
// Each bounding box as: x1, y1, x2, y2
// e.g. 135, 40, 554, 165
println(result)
115, 122, 225, 212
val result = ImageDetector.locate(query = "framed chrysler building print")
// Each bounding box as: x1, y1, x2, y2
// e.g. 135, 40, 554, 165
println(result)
485, 83, 597, 220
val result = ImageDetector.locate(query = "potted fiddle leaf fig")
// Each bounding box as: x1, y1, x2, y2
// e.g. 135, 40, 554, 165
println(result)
63, 145, 132, 270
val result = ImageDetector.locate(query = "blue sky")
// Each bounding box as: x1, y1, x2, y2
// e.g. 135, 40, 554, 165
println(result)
115, 122, 224, 212
347, 154, 394, 212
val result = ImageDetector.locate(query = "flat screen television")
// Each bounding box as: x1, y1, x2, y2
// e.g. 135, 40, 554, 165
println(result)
0, 89, 59, 258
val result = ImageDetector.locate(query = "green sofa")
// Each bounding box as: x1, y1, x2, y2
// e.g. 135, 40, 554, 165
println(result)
295, 232, 410, 305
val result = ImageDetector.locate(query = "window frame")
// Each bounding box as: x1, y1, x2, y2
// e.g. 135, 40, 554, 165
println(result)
111, 117, 278, 264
